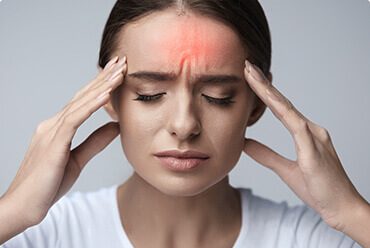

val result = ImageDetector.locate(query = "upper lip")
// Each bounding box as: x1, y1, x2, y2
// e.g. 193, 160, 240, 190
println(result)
154, 150, 210, 159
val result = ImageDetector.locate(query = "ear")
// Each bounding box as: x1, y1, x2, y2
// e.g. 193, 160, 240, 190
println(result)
103, 98, 119, 121
97, 66, 120, 122
247, 72, 273, 127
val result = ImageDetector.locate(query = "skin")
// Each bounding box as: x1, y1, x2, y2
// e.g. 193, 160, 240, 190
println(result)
2, 4, 368, 248
102, 7, 370, 247
102, 8, 270, 248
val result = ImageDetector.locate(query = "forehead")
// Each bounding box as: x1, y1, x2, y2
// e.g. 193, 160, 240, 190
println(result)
115, 8, 246, 73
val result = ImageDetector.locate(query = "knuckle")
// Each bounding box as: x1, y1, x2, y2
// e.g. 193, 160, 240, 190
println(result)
35, 120, 50, 134
71, 88, 88, 103
298, 119, 309, 131
73, 88, 86, 99
281, 100, 295, 121
71, 93, 80, 102
61, 102, 73, 115
61, 113, 77, 129
294, 119, 309, 136
318, 127, 331, 142
286, 99, 295, 111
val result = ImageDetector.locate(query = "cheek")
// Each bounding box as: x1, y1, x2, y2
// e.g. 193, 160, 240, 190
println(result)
202, 96, 250, 163
205, 110, 247, 156
116, 89, 157, 159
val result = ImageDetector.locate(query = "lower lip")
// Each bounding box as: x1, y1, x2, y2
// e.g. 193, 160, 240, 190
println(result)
155, 156, 209, 172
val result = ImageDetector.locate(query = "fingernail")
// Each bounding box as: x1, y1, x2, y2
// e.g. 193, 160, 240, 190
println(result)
104, 56, 119, 71
249, 64, 266, 82
116, 56, 126, 68
107, 58, 127, 81
245, 60, 252, 73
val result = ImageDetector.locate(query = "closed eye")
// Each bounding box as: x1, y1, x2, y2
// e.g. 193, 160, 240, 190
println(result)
133, 93, 235, 106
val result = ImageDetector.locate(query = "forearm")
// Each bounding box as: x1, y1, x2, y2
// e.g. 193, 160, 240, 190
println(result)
0, 195, 31, 245
340, 199, 370, 248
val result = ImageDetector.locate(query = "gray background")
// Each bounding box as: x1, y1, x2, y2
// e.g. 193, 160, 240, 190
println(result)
1, 0, 369, 206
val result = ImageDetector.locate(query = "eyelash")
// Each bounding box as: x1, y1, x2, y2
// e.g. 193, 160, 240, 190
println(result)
134, 93, 235, 106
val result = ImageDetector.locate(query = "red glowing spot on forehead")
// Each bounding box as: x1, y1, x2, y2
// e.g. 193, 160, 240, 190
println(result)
152, 17, 222, 66
119, 10, 246, 74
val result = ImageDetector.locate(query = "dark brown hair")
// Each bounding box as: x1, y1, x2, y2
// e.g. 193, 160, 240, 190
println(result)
98, 0, 271, 77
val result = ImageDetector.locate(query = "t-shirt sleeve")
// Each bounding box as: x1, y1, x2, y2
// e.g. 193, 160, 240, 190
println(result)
1, 198, 65, 248
243, 188, 363, 248
281, 204, 362, 248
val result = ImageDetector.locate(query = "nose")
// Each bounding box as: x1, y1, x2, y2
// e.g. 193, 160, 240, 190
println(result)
166, 91, 201, 141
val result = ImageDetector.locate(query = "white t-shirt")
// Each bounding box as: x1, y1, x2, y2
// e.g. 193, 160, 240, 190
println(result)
1, 184, 361, 248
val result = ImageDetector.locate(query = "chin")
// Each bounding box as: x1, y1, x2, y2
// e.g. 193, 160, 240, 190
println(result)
143, 172, 227, 197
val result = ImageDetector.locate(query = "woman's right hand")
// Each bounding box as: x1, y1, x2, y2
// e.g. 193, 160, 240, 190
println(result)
1, 56, 127, 227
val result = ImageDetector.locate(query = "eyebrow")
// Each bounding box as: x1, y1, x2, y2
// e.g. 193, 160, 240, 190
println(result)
127, 71, 243, 85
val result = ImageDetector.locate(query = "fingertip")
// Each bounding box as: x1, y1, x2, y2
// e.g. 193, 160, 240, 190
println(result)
245, 60, 252, 73
103, 56, 119, 71
244, 61, 253, 84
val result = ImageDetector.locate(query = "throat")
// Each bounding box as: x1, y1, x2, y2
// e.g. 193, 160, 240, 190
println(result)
116, 174, 242, 247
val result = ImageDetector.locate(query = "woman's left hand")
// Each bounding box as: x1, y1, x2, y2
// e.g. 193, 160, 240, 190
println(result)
242, 59, 367, 232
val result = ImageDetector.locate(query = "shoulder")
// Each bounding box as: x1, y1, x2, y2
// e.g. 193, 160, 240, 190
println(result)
236, 187, 360, 247
48, 184, 119, 230
1, 184, 120, 248
237, 187, 297, 219
53, 184, 118, 213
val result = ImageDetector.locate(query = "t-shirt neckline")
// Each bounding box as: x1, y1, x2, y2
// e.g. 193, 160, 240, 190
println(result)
110, 184, 249, 248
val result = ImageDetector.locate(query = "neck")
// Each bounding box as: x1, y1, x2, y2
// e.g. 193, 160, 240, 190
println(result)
117, 172, 241, 248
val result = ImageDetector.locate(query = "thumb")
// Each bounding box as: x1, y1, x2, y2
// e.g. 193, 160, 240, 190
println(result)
243, 138, 294, 176
52, 122, 119, 204
71, 121, 120, 169
53, 122, 120, 203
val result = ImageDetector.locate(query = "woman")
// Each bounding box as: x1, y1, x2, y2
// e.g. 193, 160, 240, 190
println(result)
0, 0, 369, 247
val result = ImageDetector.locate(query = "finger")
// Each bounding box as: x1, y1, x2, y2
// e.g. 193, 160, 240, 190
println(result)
71, 56, 125, 102
51, 85, 115, 148
52, 121, 120, 204
48, 56, 122, 125
244, 138, 323, 210
89, 61, 127, 93
43, 56, 124, 127
72, 121, 120, 169
243, 138, 314, 198
50, 59, 127, 139
69, 57, 126, 113
244, 60, 318, 159
67, 67, 126, 115
243, 138, 295, 176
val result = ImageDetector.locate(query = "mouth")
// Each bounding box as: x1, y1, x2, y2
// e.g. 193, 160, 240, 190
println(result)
154, 149, 210, 159
153, 149, 210, 172
154, 155, 209, 172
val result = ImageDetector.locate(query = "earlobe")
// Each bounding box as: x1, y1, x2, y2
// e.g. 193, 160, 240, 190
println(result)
247, 99, 267, 127
103, 100, 119, 121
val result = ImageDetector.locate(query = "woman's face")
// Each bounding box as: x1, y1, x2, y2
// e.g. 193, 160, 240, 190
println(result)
107, 8, 261, 196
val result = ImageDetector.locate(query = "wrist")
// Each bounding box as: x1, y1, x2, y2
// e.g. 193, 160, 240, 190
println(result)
340, 197, 370, 247
0, 195, 30, 244
0, 194, 32, 231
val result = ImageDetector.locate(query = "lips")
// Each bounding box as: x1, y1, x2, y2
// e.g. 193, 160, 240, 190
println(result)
154, 149, 210, 159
